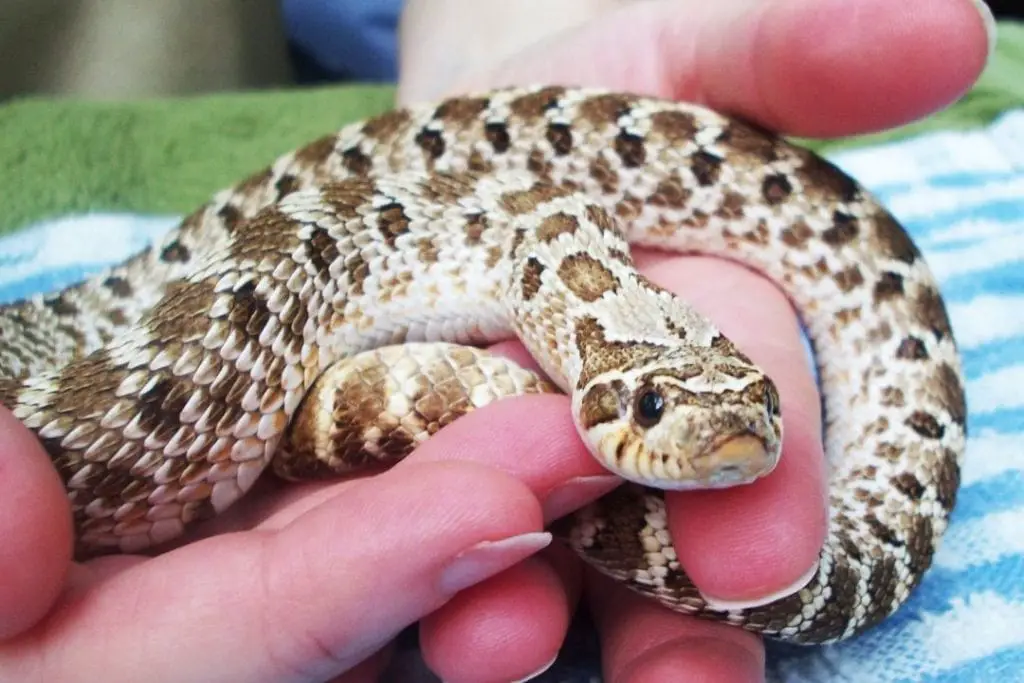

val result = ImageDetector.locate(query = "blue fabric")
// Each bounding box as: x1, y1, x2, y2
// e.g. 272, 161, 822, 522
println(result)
281, 0, 402, 81
1, 113, 1022, 681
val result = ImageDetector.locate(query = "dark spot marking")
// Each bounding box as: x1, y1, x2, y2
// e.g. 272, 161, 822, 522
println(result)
217, 204, 244, 232
840, 536, 863, 563
420, 173, 476, 203
135, 374, 182, 433
501, 184, 575, 215
464, 214, 487, 245
834, 265, 864, 292
914, 287, 953, 340
275, 173, 299, 198
578, 94, 635, 126
906, 411, 944, 439
780, 221, 813, 248
361, 108, 411, 139
320, 178, 377, 220
717, 121, 779, 163
509, 228, 526, 256
585, 205, 625, 242
520, 257, 545, 301
536, 212, 579, 242
614, 131, 646, 168
588, 155, 619, 194
546, 123, 573, 155
934, 449, 961, 511
607, 248, 630, 266
862, 556, 898, 628
417, 237, 440, 263
342, 147, 373, 175
822, 211, 859, 247
160, 240, 191, 263
873, 272, 904, 303
307, 226, 341, 275
874, 212, 920, 264
434, 96, 489, 123
880, 386, 905, 407
558, 253, 619, 302
795, 150, 861, 202
936, 363, 967, 427
344, 252, 369, 296
508, 86, 566, 119
484, 122, 510, 153
526, 148, 552, 181
468, 149, 493, 173
896, 337, 928, 360
414, 127, 445, 159
690, 150, 722, 186
45, 296, 78, 316
236, 168, 274, 197
294, 134, 338, 169
649, 178, 692, 209
377, 202, 411, 248
866, 515, 903, 547
648, 110, 698, 143
761, 173, 793, 205
715, 191, 746, 220
891, 472, 926, 500
104, 277, 132, 298
578, 380, 628, 429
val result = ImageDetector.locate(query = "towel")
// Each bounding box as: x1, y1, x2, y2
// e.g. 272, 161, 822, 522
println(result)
1, 24, 1023, 682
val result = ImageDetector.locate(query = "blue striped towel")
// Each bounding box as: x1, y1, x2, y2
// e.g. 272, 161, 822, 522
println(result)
1, 113, 1022, 682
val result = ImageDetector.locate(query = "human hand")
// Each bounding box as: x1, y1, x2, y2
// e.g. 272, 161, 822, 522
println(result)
0, 0, 993, 681
396, 0, 994, 681
0, 395, 626, 682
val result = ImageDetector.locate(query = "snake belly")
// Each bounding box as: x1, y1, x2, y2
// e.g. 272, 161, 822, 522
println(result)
0, 86, 966, 645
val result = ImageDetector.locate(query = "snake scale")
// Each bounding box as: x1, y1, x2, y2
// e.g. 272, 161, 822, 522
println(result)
0, 86, 966, 645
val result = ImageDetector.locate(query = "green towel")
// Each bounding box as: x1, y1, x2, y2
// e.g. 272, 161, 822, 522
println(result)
1, 21, 1022, 237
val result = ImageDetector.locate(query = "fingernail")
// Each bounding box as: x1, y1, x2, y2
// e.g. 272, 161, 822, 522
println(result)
542, 475, 622, 523
970, 0, 998, 63
700, 561, 819, 611
511, 653, 558, 682
440, 532, 552, 595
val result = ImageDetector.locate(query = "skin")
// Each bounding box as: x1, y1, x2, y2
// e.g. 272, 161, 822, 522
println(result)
0, 0, 990, 681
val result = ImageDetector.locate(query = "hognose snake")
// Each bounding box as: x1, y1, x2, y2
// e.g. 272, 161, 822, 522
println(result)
0, 86, 966, 645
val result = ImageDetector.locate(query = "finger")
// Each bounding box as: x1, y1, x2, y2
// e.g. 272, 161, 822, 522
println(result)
449, 0, 991, 136
391, 399, 597, 683
419, 556, 570, 683
636, 252, 827, 607
587, 569, 765, 683
234, 394, 620, 534
0, 461, 549, 683
0, 405, 73, 639
408, 393, 624, 522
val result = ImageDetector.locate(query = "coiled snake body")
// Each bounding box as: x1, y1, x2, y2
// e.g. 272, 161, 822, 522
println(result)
0, 87, 966, 645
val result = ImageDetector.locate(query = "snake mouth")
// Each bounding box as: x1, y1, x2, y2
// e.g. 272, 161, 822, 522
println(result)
692, 433, 777, 486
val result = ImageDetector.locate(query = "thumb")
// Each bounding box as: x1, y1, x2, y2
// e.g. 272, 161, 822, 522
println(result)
0, 405, 72, 640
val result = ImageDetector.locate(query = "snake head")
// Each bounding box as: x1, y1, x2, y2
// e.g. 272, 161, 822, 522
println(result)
572, 346, 783, 490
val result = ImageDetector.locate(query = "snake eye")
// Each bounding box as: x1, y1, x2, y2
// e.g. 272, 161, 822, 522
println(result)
634, 389, 665, 427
